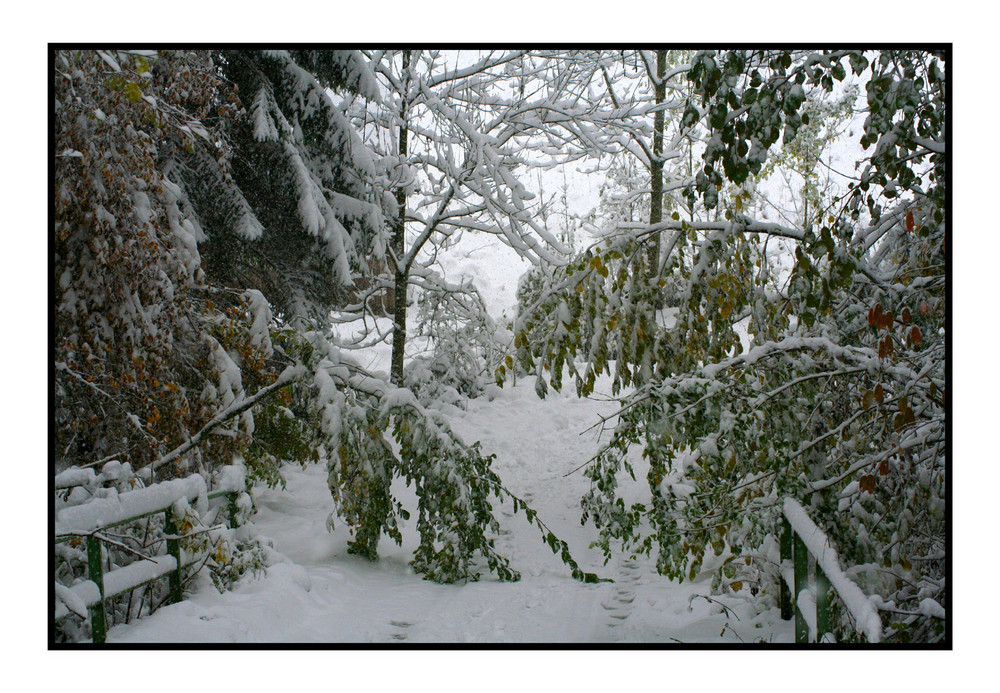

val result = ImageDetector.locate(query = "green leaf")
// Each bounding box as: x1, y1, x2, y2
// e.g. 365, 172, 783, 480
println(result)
125, 82, 142, 103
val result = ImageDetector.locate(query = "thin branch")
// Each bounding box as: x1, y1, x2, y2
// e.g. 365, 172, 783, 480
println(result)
146, 364, 306, 473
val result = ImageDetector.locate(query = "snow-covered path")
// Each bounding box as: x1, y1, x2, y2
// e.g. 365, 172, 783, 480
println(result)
109, 376, 792, 644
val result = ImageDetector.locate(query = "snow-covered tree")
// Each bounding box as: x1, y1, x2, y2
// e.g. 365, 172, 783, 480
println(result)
55, 49, 226, 474
509, 49, 947, 642
344, 50, 602, 385
55, 48, 386, 480
53, 49, 277, 640
166, 49, 386, 325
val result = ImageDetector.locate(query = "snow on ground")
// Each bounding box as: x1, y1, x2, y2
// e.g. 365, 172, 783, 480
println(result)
109, 372, 791, 644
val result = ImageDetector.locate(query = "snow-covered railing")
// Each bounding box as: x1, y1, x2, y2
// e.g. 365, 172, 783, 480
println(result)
53, 467, 246, 643
779, 498, 883, 643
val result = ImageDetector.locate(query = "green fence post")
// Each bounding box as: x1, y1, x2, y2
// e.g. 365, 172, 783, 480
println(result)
164, 511, 183, 604
780, 517, 792, 621
793, 533, 809, 643
816, 562, 831, 641
227, 492, 239, 529
86, 534, 107, 644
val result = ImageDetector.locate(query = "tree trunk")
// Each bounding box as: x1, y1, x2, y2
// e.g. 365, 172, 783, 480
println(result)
390, 50, 411, 387
647, 49, 667, 281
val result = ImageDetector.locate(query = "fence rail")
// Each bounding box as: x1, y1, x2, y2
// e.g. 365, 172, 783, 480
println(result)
54, 467, 246, 643
779, 497, 882, 643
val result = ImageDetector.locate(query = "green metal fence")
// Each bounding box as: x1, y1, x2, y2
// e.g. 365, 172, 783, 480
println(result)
54, 471, 244, 643
779, 497, 883, 643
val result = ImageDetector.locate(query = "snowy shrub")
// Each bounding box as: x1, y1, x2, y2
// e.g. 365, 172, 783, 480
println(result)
408, 282, 508, 404
53, 463, 266, 642
171, 498, 268, 594
54, 49, 222, 474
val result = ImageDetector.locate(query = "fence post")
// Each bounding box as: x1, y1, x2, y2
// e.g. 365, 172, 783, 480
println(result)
86, 534, 107, 644
164, 510, 183, 604
793, 533, 809, 643
780, 517, 792, 621
816, 563, 831, 641
227, 492, 239, 529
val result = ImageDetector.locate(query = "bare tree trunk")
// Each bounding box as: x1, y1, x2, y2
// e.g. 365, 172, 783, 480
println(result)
390, 50, 411, 387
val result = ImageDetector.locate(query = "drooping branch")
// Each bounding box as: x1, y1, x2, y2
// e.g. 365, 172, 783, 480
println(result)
147, 364, 307, 473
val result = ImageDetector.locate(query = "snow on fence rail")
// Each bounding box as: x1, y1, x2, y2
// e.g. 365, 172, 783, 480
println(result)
779, 497, 883, 643
53, 467, 246, 643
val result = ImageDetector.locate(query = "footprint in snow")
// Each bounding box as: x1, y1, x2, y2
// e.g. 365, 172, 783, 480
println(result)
602, 557, 641, 634
389, 619, 413, 642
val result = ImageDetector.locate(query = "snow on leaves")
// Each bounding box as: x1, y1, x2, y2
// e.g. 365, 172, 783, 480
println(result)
508, 49, 947, 642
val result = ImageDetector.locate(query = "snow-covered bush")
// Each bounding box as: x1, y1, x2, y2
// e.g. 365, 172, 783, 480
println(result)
408, 281, 508, 404
54, 50, 219, 474
171, 496, 267, 594
53, 462, 266, 642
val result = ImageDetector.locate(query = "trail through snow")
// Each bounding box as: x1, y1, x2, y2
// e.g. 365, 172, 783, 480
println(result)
109, 374, 791, 644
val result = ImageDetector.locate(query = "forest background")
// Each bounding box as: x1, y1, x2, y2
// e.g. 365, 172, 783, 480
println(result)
10, 1, 992, 690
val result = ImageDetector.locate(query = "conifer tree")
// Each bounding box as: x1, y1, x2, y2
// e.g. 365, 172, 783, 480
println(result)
166, 49, 386, 325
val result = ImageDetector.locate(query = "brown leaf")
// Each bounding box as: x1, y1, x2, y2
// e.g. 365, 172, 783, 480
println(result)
901, 307, 911, 324
910, 325, 922, 347
860, 475, 877, 494
863, 390, 874, 409
875, 383, 884, 404
879, 459, 890, 476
